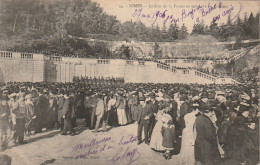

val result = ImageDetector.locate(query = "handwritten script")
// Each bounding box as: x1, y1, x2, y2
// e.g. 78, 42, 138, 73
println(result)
132, 2, 242, 25
74, 134, 139, 165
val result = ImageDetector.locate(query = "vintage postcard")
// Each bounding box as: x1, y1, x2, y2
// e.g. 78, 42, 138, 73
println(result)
0, 0, 259, 165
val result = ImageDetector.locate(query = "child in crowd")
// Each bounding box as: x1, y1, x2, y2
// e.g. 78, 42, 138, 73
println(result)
161, 113, 176, 160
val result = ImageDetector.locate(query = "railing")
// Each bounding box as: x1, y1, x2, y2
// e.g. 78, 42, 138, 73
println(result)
157, 63, 170, 71
138, 61, 145, 65
156, 62, 190, 73
21, 53, 33, 59
194, 70, 217, 82
50, 56, 62, 61
97, 59, 110, 64
126, 60, 134, 65
229, 45, 259, 61
0, 51, 13, 58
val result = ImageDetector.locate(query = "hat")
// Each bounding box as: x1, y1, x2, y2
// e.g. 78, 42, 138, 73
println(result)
0, 94, 8, 100
18, 92, 25, 97
208, 92, 216, 99
2, 90, 8, 94
200, 92, 208, 99
240, 102, 250, 107
130, 91, 138, 95
8, 93, 17, 98
148, 93, 156, 98
191, 103, 200, 107
216, 91, 225, 96
156, 97, 164, 102
192, 96, 200, 101
25, 94, 32, 100
240, 94, 250, 101
226, 89, 232, 93
118, 91, 124, 95
200, 104, 211, 113
139, 97, 145, 101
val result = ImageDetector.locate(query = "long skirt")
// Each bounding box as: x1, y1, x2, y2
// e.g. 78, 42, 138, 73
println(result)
131, 105, 139, 121
117, 109, 127, 125
177, 127, 196, 165
150, 121, 165, 151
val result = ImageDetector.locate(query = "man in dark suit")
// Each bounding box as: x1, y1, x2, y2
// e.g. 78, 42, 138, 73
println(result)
137, 97, 153, 145
60, 92, 75, 136
147, 93, 158, 141
195, 104, 220, 165
84, 92, 92, 128
57, 93, 65, 130
34, 89, 49, 134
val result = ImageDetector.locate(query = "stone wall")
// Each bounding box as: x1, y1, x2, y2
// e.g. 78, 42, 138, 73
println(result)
0, 52, 238, 84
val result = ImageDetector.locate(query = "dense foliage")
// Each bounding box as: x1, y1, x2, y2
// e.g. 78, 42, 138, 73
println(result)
0, 0, 259, 57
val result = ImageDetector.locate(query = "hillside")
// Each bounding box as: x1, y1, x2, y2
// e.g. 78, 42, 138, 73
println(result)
0, 0, 259, 58
233, 45, 259, 83
213, 45, 259, 84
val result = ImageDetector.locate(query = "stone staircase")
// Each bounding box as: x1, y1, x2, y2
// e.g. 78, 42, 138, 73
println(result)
229, 45, 260, 61
154, 61, 240, 84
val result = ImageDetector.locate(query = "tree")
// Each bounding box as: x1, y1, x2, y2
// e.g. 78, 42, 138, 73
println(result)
161, 23, 168, 41
178, 24, 188, 40
133, 21, 147, 41
209, 19, 219, 38
154, 24, 162, 42
235, 15, 245, 38
219, 14, 234, 41
167, 23, 179, 41
204, 25, 210, 35
191, 20, 205, 35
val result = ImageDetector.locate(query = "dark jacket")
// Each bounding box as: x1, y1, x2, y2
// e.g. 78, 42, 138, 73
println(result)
62, 98, 72, 118
70, 97, 76, 118
180, 101, 189, 118
136, 104, 153, 124
147, 100, 159, 114
57, 97, 65, 121
34, 95, 49, 116
195, 114, 220, 163
0, 102, 9, 121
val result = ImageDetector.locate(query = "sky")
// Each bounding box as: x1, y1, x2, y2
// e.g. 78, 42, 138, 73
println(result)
92, 0, 259, 33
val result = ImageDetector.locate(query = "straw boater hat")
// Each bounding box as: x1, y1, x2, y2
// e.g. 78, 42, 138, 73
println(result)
25, 94, 32, 100
8, 93, 17, 99
191, 103, 200, 108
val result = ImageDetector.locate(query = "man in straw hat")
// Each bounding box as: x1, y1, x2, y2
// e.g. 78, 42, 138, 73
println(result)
24, 94, 35, 136
12, 93, 26, 144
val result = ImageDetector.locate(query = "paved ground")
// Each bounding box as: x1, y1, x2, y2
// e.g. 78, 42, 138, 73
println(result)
1, 120, 259, 165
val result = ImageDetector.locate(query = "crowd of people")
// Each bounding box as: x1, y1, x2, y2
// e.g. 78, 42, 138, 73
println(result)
0, 81, 259, 165
72, 76, 125, 85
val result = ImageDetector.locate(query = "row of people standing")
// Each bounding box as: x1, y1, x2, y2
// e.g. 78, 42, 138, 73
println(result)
139, 90, 258, 164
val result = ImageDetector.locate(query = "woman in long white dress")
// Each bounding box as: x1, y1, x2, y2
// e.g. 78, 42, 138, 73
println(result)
150, 101, 165, 151
177, 103, 199, 165
115, 93, 127, 125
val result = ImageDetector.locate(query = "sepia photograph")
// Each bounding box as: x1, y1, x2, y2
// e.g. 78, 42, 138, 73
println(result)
0, 0, 259, 164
